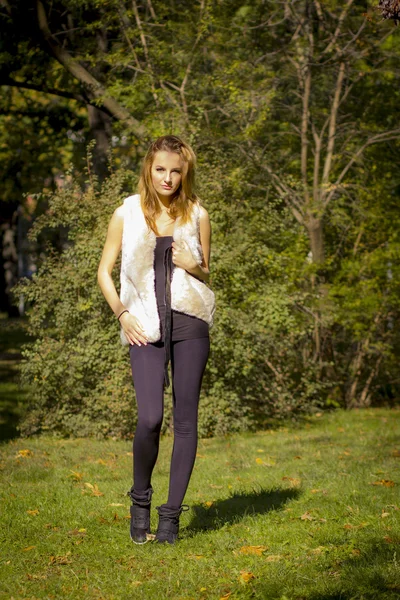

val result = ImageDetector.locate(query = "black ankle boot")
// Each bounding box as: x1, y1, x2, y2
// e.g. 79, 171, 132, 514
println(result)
127, 485, 153, 544
154, 503, 190, 544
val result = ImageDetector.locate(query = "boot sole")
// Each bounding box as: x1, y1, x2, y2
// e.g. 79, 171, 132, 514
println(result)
130, 532, 155, 544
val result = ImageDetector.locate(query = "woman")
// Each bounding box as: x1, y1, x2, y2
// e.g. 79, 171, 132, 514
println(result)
97, 135, 215, 545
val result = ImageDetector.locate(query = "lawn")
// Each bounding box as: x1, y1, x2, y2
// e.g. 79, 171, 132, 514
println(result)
1, 408, 399, 599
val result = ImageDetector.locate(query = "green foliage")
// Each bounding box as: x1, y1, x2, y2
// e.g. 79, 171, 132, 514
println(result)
4, 0, 400, 436
15, 168, 137, 437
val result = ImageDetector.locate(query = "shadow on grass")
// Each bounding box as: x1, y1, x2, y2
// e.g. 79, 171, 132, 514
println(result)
186, 487, 301, 534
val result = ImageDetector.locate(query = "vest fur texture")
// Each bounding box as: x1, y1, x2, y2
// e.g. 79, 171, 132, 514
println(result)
119, 194, 216, 345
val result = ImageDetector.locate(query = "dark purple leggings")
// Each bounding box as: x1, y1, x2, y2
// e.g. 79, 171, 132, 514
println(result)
129, 337, 210, 509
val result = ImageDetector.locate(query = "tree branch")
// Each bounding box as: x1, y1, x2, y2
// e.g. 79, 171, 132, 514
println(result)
1, 77, 85, 102
324, 129, 400, 206
321, 61, 345, 192
36, 0, 146, 139
322, 0, 355, 55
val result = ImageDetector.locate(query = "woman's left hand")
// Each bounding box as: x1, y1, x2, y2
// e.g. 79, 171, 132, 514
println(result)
172, 240, 198, 271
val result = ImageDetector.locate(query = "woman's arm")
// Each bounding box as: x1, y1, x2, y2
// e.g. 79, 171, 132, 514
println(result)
172, 206, 211, 284
97, 206, 148, 346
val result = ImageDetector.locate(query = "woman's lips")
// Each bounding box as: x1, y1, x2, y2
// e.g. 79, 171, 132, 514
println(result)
162, 185, 172, 189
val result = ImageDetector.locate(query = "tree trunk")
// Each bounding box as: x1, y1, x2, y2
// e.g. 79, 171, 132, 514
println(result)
87, 105, 112, 182
306, 216, 324, 264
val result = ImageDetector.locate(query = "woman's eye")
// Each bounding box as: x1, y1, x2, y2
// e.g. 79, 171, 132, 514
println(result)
156, 167, 164, 172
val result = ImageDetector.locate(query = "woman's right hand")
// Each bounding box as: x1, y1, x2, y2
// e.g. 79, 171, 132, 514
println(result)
119, 312, 148, 346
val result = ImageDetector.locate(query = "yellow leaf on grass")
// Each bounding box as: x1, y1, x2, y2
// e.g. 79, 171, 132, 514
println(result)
27, 509, 39, 516
23, 546, 36, 552
371, 479, 395, 487
16, 449, 33, 458
84, 482, 104, 496
265, 554, 283, 562
381, 512, 390, 518
203, 501, 213, 508
300, 511, 314, 521
219, 592, 232, 600
69, 471, 84, 481
108, 503, 125, 507
391, 449, 400, 457
196, 453, 206, 458
238, 571, 255, 583
200, 587, 207, 592
282, 476, 301, 487
48, 554, 72, 565
239, 545, 268, 556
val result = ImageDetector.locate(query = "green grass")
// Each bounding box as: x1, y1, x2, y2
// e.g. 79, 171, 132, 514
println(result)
1, 409, 399, 599
0, 315, 31, 442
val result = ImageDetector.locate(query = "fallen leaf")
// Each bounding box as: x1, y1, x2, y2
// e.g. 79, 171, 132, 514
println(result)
219, 592, 232, 600
200, 587, 207, 592
391, 449, 400, 457
371, 480, 395, 487
351, 549, 361, 556
381, 512, 390, 518
255, 457, 276, 466
108, 503, 125, 507
130, 581, 142, 587
68, 529, 86, 536
16, 449, 33, 458
257, 449, 264, 453
265, 554, 283, 562
48, 554, 72, 565
384, 535, 399, 544
209, 484, 223, 489
311, 546, 326, 555
27, 509, 39, 516
337, 428, 345, 433
238, 545, 268, 556
69, 471, 84, 481
196, 453, 206, 458
84, 482, 104, 496
282, 476, 301, 487
23, 546, 36, 552
294, 456, 302, 459
238, 571, 255, 583
300, 511, 314, 521
203, 501, 213, 508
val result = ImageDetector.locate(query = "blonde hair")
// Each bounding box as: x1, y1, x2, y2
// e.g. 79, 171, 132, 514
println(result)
138, 135, 198, 234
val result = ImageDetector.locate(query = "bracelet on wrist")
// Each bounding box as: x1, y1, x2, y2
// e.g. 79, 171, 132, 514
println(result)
117, 309, 129, 321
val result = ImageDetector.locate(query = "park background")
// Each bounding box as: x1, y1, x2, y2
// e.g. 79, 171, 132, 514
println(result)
1, 1, 400, 599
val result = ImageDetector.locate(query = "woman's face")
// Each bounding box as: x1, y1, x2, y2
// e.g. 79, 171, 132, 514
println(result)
151, 151, 183, 201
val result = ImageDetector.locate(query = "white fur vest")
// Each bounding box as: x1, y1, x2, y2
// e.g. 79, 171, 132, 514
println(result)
119, 194, 216, 345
